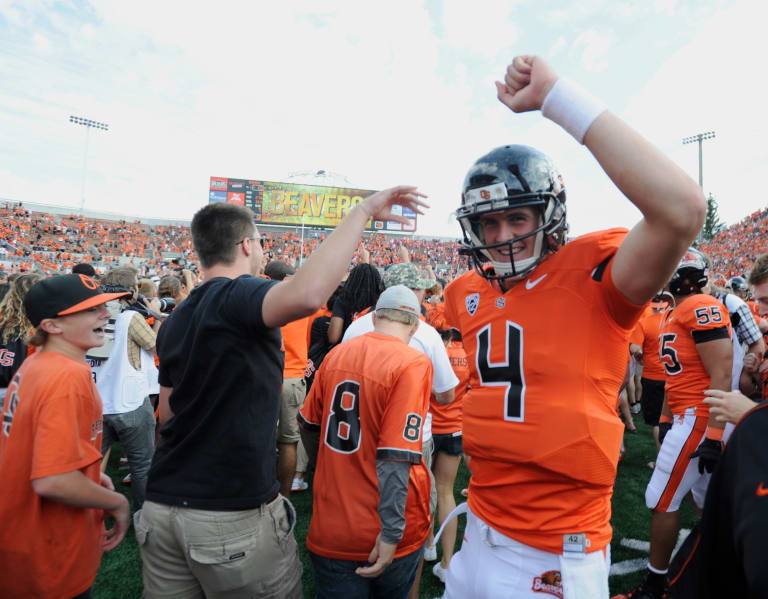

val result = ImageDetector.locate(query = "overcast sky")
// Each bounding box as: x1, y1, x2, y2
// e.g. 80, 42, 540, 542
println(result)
1, 0, 765, 238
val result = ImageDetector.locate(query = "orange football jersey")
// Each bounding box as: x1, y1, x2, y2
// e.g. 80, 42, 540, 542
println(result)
659, 294, 731, 415
637, 308, 667, 380
430, 341, 469, 434
443, 228, 645, 554
300, 331, 432, 561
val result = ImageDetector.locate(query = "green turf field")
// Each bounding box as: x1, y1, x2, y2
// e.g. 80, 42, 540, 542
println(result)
94, 418, 696, 598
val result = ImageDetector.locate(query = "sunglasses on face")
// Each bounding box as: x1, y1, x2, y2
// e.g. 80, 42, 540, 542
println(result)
235, 237, 265, 248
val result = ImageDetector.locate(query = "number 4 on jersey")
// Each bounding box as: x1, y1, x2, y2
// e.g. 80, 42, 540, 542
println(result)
476, 322, 526, 422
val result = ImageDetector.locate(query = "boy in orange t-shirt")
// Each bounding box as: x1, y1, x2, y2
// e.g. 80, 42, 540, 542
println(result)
0, 274, 131, 598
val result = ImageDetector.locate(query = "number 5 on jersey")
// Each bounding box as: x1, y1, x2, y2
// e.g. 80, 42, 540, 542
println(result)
476, 322, 526, 422
659, 333, 682, 375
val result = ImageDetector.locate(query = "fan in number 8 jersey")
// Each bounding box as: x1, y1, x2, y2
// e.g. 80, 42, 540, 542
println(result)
298, 286, 433, 599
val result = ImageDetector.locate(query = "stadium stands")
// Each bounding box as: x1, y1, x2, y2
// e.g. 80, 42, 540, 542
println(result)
0, 201, 465, 278
2, 200, 765, 283
699, 207, 768, 281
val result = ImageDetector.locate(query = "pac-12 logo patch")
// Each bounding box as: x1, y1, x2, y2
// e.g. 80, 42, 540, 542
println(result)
495, 297, 506, 309
532, 570, 563, 598
465, 293, 479, 316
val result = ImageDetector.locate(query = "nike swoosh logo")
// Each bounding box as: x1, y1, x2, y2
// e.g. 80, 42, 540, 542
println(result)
758, 482, 768, 497
525, 274, 547, 290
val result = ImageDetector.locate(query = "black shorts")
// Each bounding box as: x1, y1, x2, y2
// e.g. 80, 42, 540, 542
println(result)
640, 377, 665, 426
431, 432, 463, 456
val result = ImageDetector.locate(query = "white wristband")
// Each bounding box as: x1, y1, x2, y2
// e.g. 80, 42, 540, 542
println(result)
541, 78, 607, 144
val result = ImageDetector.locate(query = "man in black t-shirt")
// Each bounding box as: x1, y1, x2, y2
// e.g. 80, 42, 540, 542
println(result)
136, 189, 426, 598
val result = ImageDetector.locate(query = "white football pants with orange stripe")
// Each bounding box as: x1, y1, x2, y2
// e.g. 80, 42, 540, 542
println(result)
645, 408, 711, 512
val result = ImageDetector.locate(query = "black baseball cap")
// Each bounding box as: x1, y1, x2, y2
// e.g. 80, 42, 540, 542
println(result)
24, 274, 131, 327
72, 263, 97, 277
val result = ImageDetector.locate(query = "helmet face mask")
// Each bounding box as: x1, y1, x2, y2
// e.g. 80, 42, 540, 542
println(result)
457, 145, 568, 281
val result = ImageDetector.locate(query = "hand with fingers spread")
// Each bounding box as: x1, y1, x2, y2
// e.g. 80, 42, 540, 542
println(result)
359, 186, 428, 228
354, 534, 397, 578
495, 55, 558, 113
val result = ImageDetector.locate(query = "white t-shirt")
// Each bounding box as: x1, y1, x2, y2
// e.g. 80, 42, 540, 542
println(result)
342, 313, 459, 442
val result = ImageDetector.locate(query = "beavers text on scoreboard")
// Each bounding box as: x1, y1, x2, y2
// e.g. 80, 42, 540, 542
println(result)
209, 177, 417, 232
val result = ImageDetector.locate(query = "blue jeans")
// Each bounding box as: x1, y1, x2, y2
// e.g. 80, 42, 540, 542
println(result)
309, 545, 423, 599
102, 397, 155, 509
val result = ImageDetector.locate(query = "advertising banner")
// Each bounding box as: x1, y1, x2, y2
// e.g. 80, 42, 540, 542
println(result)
209, 177, 417, 232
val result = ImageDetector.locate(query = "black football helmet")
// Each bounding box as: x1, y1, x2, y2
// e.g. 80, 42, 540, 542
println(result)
669, 248, 708, 296
727, 276, 748, 296
456, 145, 567, 280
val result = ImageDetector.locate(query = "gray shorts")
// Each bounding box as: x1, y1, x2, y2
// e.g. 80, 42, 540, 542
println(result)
135, 495, 302, 599
277, 377, 307, 444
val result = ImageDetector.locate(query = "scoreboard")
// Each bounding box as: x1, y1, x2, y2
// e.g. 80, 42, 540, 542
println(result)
209, 177, 418, 232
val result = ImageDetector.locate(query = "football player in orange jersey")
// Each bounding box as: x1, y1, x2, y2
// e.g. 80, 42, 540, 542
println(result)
440, 54, 705, 599
636, 299, 670, 451
298, 285, 433, 599
621, 249, 733, 599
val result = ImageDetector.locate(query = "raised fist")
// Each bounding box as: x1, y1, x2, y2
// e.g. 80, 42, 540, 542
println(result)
495, 55, 558, 113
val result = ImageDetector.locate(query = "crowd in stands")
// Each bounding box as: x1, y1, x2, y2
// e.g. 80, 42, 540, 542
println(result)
0, 202, 465, 278
5, 200, 766, 286
699, 207, 768, 281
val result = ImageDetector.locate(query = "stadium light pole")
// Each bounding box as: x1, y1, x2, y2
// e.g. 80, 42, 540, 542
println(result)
682, 131, 715, 189
69, 116, 109, 214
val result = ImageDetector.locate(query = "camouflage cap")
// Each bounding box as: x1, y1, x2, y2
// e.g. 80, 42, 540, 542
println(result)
382, 263, 434, 290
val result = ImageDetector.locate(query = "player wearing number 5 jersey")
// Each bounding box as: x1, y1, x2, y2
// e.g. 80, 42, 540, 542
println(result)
298, 285, 433, 599
440, 53, 706, 599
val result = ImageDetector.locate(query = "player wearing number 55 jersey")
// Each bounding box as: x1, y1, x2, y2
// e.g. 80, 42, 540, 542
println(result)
622, 249, 733, 599
298, 285, 432, 599
440, 52, 706, 599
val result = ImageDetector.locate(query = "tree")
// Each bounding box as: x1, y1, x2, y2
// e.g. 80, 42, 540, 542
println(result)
700, 193, 725, 242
